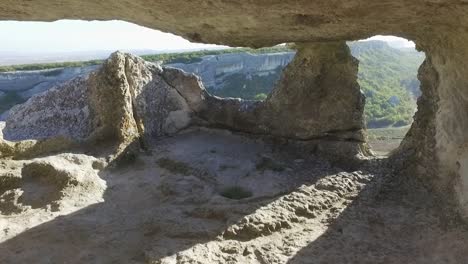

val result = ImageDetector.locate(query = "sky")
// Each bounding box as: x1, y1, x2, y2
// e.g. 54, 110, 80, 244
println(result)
364, 35, 415, 48
0, 20, 416, 54
0, 20, 224, 53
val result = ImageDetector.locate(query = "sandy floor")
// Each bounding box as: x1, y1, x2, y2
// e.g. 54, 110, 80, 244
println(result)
0, 128, 467, 263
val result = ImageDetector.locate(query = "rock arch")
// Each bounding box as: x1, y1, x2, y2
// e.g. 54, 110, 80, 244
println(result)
1, 1, 468, 219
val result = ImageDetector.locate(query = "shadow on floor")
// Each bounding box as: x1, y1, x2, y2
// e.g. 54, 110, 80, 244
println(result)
286, 171, 468, 264
0, 134, 344, 263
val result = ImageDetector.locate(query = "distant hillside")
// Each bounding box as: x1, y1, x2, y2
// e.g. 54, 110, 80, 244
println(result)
0, 41, 425, 128
349, 41, 425, 127
172, 41, 425, 128
0, 46, 291, 72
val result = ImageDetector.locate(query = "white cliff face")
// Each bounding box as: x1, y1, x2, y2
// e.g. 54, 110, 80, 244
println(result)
168, 52, 295, 90
0, 65, 99, 99
0, 52, 206, 159
0, 52, 294, 117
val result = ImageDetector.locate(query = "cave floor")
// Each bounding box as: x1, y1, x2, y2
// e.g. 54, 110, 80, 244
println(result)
0, 128, 467, 263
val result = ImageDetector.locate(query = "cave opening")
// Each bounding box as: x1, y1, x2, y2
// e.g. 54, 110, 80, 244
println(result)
348, 36, 426, 156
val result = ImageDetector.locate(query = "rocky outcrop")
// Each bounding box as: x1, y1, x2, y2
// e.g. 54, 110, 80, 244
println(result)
1, 46, 368, 162
197, 42, 368, 159
3, 77, 93, 141
263, 42, 365, 142
0, 52, 198, 158
0, 153, 106, 214
396, 34, 468, 219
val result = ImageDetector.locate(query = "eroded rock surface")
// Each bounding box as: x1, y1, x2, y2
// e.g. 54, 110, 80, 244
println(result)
0, 52, 198, 158
396, 34, 468, 219
4, 77, 93, 141
199, 42, 369, 160
1, 0, 468, 49
2, 129, 466, 264
1, 48, 369, 162
0, 153, 106, 215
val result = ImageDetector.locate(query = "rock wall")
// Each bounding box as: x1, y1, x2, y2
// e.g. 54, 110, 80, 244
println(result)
1, 0, 467, 48
396, 33, 468, 219
197, 42, 369, 160
1, 46, 368, 162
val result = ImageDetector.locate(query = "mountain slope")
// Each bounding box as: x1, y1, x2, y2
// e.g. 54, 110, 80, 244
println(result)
0, 41, 425, 128
349, 41, 425, 127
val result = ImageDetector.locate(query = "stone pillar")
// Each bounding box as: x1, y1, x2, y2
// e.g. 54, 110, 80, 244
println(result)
198, 41, 369, 160
398, 33, 468, 219
263, 41, 366, 142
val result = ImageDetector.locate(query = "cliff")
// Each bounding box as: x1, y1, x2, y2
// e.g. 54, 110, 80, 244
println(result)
168, 52, 295, 91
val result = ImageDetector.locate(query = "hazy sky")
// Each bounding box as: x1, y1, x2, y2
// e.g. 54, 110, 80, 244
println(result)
0, 20, 224, 53
0, 20, 415, 53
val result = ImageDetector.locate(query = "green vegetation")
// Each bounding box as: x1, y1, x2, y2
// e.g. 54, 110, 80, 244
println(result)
220, 186, 253, 200
254, 93, 268, 101
0, 46, 291, 73
349, 41, 425, 128
0, 60, 102, 72
0, 41, 424, 129
142, 46, 291, 65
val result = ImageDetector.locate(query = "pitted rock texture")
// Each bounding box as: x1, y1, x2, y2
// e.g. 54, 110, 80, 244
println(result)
1, 48, 368, 161
223, 171, 371, 241
198, 42, 369, 158
1, 129, 468, 263
0, 52, 197, 158
3, 77, 93, 141
0, 153, 106, 215
263, 42, 365, 141
395, 35, 468, 219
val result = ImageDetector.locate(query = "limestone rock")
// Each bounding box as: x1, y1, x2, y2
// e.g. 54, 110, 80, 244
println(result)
0, 52, 197, 158
3, 77, 93, 141
197, 42, 369, 161
1, 0, 467, 49
262, 42, 366, 141
162, 67, 208, 113
223, 172, 371, 241
0, 153, 106, 214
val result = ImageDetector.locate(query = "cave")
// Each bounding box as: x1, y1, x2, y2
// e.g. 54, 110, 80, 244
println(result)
1, 1, 468, 263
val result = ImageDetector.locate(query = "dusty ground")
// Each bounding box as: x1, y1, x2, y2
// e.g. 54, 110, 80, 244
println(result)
367, 126, 410, 156
0, 128, 467, 263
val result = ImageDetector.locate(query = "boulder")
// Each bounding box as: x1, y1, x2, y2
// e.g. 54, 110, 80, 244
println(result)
0, 52, 198, 158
